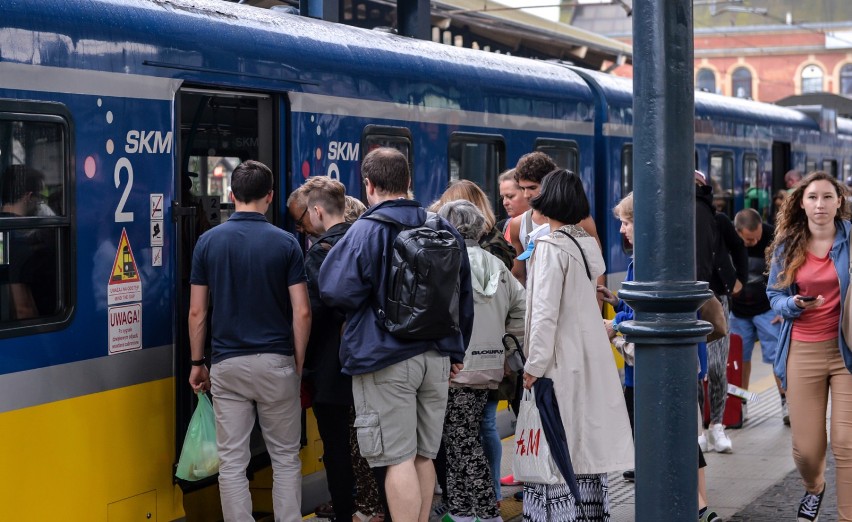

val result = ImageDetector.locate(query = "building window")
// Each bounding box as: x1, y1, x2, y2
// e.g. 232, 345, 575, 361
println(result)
840, 64, 852, 95
732, 67, 752, 99
801, 65, 824, 94
697, 68, 716, 93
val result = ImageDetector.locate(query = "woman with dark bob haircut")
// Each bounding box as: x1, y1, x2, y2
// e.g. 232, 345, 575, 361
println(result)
520, 169, 633, 522
529, 169, 590, 225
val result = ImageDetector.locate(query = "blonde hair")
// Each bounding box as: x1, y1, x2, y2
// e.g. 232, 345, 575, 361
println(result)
613, 192, 634, 222
768, 171, 851, 288
344, 195, 367, 224
301, 176, 345, 215
428, 180, 495, 230
498, 169, 517, 185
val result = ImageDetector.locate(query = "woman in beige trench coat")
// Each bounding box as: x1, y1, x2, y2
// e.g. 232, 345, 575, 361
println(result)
521, 169, 634, 522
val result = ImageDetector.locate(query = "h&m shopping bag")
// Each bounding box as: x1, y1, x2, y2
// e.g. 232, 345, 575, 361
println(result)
512, 387, 563, 484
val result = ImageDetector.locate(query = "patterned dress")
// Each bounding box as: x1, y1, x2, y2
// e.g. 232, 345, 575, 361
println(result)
522, 475, 611, 522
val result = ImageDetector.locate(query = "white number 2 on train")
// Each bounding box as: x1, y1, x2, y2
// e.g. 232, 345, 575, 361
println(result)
114, 157, 134, 222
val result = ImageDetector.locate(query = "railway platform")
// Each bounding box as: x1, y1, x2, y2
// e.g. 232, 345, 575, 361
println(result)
304, 362, 838, 522
485, 362, 838, 522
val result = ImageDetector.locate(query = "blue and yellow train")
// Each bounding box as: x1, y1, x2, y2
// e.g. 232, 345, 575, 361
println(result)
2, 1, 851, 520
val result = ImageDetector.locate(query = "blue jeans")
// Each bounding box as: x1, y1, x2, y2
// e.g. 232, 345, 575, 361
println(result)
479, 398, 501, 500
730, 309, 780, 364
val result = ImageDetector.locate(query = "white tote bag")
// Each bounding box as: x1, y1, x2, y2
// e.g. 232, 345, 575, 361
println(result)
512, 388, 564, 484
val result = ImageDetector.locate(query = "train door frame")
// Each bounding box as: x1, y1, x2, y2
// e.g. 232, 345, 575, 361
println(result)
173, 86, 279, 490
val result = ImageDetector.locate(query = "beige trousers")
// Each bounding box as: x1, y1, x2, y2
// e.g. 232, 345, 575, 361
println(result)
787, 338, 852, 521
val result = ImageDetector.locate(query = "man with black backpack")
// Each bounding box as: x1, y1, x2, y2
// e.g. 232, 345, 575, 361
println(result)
319, 147, 474, 522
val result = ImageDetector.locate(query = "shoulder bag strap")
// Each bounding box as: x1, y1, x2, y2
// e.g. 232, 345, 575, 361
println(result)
553, 229, 592, 281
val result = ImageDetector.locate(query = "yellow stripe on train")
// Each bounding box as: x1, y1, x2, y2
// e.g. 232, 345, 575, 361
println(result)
0, 376, 327, 521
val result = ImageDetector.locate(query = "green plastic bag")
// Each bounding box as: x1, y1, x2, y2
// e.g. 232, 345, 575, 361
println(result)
175, 392, 220, 481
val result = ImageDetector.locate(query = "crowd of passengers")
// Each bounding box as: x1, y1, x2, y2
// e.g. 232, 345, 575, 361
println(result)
186, 149, 852, 522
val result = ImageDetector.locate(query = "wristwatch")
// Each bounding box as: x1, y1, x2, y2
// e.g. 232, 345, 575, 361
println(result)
190, 357, 206, 367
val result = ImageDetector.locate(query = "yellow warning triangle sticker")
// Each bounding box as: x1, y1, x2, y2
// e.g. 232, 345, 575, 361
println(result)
109, 228, 141, 284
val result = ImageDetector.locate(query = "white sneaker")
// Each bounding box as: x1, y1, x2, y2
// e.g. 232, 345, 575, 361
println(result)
708, 423, 732, 453
698, 431, 709, 453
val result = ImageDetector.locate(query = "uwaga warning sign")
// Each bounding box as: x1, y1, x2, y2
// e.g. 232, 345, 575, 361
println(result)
108, 228, 142, 306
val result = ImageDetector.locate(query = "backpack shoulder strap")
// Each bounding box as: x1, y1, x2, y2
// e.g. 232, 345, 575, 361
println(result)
363, 213, 404, 229
553, 229, 592, 281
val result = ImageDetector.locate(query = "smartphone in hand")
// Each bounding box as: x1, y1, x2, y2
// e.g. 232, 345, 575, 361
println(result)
799, 295, 817, 302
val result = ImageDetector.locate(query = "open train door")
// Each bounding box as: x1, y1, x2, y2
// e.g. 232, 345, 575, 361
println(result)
772, 141, 791, 194
173, 87, 278, 500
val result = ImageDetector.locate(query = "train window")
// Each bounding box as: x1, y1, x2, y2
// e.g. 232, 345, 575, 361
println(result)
534, 138, 579, 174
448, 133, 505, 212
823, 159, 838, 179
0, 109, 72, 335
806, 159, 817, 174
743, 154, 770, 221
621, 144, 633, 195
363, 127, 412, 159
709, 151, 734, 216
362, 126, 413, 199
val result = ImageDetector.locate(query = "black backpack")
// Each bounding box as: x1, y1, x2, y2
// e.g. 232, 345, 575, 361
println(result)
364, 212, 462, 340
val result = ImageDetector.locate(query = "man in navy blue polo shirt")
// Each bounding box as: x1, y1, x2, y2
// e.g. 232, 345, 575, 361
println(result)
188, 159, 311, 522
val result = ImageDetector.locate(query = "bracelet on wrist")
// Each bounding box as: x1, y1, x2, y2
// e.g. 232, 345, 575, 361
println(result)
191, 357, 206, 367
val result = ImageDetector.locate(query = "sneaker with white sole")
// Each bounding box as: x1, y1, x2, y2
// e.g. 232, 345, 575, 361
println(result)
797, 485, 825, 521
698, 432, 709, 453
708, 423, 732, 453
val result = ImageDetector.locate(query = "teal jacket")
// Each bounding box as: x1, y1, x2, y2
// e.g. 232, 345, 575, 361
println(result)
766, 219, 852, 389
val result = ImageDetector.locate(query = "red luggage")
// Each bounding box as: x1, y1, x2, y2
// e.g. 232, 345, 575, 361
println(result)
703, 333, 744, 429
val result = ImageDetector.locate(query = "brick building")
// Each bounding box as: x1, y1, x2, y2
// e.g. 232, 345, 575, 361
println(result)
569, 0, 852, 104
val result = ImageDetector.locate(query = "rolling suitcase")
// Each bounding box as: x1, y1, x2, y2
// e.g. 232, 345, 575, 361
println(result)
703, 333, 744, 429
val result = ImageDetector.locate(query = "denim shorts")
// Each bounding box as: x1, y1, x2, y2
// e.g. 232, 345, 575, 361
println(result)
730, 309, 781, 364
352, 350, 450, 467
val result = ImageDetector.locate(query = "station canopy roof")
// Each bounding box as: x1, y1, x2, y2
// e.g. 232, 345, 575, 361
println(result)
426, 0, 632, 69
775, 93, 852, 119
230, 0, 633, 70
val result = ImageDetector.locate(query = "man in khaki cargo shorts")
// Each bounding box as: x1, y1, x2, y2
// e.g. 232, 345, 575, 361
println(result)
319, 148, 474, 522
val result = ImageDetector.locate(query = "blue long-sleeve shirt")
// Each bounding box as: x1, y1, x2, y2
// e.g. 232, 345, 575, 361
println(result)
614, 261, 635, 387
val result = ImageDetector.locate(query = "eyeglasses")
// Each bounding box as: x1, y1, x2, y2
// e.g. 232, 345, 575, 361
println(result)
294, 207, 309, 229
